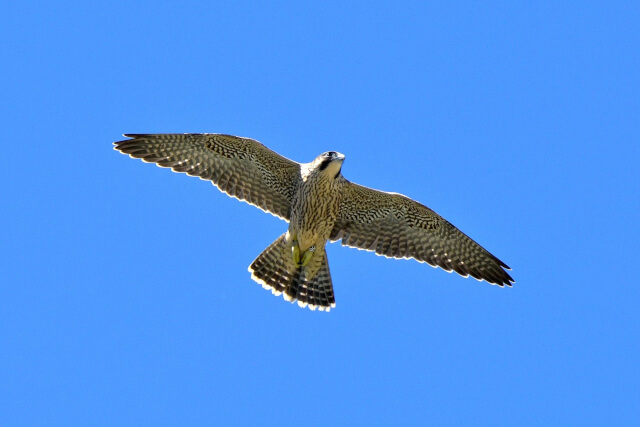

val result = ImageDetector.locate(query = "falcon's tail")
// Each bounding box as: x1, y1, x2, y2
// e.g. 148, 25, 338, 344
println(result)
248, 234, 336, 311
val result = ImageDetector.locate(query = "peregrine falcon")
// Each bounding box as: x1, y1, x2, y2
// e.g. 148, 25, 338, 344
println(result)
114, 133, 514, 311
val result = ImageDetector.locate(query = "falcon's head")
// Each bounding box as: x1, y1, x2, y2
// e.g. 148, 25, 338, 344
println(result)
315, 151, 345, 178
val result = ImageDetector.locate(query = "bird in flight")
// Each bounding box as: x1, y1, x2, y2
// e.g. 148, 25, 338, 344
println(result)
114, 134, 513, 311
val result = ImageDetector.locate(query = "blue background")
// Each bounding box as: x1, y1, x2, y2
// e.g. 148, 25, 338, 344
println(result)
1, 1, 638, 425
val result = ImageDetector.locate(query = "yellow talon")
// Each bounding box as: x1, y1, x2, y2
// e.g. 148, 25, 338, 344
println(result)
300, 249, 314, 267
292, 240, 301, 266
292, 239, 315, 268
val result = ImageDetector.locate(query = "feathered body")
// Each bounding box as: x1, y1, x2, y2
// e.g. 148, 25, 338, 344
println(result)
250, 152, 345, 310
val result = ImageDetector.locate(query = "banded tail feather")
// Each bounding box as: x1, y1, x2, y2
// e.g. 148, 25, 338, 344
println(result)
249, 235, 336, 311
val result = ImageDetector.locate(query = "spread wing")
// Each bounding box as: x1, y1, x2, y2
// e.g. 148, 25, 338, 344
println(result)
114, 134, 301, 221
330, 181, 514, 286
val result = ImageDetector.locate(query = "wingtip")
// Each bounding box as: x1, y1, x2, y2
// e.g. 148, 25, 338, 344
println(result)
113, 134, 137, 148
499, 275, 515, 287
504, 270, 515, 285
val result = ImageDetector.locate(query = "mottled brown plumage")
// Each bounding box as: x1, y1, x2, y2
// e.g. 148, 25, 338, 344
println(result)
114, 133, 514, 311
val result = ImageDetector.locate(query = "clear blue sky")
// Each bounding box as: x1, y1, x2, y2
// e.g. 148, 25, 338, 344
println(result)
1, 1, 638, 425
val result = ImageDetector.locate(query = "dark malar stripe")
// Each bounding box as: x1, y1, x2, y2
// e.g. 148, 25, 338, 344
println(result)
318, 159, 332, 171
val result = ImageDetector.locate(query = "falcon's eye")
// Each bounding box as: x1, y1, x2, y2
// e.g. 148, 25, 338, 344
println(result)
326, 151, 336, 158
